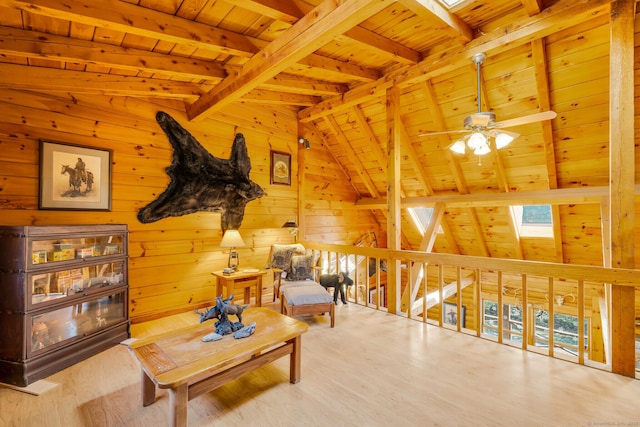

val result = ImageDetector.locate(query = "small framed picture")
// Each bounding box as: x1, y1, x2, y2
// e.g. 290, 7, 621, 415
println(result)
39, 140, 112, 211
270, 150, 291, 186
443, 301, 466, 328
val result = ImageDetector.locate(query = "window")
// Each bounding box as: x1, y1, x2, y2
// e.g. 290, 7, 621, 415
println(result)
483, 300, 587, 356
408, 207, 443, 235
512, 205, 553, 238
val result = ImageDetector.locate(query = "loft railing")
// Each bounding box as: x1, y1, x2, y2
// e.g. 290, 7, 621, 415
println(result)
303, 241, 640, 379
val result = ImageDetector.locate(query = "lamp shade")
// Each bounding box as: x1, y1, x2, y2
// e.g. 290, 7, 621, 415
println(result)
449, 139, 466, 154
282, 220, 298, 228
495, 131, 517, 149
467, 131, 487, 149
220, 230, 245, 248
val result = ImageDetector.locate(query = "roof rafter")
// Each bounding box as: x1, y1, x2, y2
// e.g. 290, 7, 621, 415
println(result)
531, 38, 563, 262
235, 0, 422, 64
299, 0, 614, 123
355, 185, 640, 210
0, 26, 348, 97
0, 63, 208, 99
0, 0, 381, 91
0, 0, 259, 57
0, 26, 227, 81
186, 0, 396, 120
324, 114, 381, 198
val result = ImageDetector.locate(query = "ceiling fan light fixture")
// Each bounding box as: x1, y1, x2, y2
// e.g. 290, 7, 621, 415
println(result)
450, 139, 466, 154
495, 131, 515, 149
467, 131, 487, 149
474, 144, 491, 156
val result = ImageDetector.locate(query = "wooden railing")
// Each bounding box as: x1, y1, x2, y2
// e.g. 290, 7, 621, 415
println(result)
303, 241, 640, 379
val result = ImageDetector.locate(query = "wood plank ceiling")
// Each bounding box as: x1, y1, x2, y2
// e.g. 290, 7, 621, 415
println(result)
0, 0, 637, 266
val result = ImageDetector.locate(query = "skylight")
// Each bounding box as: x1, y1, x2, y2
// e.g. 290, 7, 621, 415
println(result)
438, 0, 466, 8
513, 205, 553, 238
408, 207, 443, 235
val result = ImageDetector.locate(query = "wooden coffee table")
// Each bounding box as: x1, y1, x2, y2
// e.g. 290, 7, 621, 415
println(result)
128, 307, 309, 427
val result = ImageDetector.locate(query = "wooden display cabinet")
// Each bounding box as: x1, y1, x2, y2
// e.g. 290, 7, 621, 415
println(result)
0, 224, 130, 387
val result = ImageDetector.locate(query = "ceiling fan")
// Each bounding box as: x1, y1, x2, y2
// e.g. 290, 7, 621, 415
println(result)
419, 52, 556, 162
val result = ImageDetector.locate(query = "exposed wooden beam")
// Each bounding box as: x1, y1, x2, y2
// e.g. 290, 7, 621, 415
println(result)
2, 0, 382, 90
230, 0, 303, 24
352, 106, 387, 173
186, 0, 395, 120
306, 122, 359, 193
236, 0, 422, 64
399, 0, 613, 87
241, 89, 320, 106
400, 203, 445, 312
608, 0, 636, 377
355, 185, 640, 209
521, 0, 544, 15
0, 0, 260, 57
299, 0, 614, 122
324, 114, 381, 198
411, 273, 475, 314
296, 55, 380, 82
0, 26, 353, 98
0, 63, 208, 99
531, 38, 563, 262
386, 84, 403, 314
418, 80, 466, 195
399, 124, 434, 195
265, 75, 348, 96
0, 26, 227, 81
341, 26, 422, 65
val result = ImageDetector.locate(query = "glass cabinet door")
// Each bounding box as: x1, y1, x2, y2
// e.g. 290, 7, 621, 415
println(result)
30, 260, 126, 306
30, 233, 124, 267
29, 291, 126, 356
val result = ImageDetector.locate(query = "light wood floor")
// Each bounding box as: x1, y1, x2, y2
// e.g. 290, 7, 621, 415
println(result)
2, 300, 640, 427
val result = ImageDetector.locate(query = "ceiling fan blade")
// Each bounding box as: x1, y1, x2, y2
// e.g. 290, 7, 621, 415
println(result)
418, 129, 469, 137
494, 110, 557, 128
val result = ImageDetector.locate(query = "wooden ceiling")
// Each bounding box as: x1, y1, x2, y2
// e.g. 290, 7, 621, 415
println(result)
0, 0, 637, 266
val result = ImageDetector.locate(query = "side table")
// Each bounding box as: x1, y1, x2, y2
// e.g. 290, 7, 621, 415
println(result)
211, 269, 265, 307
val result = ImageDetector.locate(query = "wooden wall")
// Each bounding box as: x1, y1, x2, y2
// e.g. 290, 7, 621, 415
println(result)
301, 127, 386, 246
0, 89, 380, 323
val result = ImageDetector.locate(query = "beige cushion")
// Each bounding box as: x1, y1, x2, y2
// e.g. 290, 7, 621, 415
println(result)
283, 285, 332, 306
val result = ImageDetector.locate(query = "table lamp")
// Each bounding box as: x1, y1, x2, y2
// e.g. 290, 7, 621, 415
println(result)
220, 230, 245, 269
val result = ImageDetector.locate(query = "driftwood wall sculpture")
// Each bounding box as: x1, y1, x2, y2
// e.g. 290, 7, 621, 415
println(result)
137, 111, 264, 231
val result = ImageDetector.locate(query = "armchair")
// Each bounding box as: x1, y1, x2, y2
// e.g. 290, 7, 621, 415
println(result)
267, 244, 334, 327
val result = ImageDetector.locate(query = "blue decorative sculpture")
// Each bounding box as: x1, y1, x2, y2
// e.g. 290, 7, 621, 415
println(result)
196, 294, 254, 340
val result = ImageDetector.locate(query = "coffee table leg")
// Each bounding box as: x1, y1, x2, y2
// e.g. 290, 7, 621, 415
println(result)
168, 384, 188, 427
256, 277, 262, 307
289, 335, 302, 384
141, 370, 156, 406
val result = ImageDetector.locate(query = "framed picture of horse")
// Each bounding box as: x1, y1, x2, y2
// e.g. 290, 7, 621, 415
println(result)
39, 140, 112, 211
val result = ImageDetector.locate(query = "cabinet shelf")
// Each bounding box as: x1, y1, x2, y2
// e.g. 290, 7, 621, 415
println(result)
0, 224, 130, 387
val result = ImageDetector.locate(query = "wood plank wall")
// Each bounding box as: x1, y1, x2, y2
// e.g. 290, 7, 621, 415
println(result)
0, 89, 380, 323
301, 128, 386, 246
